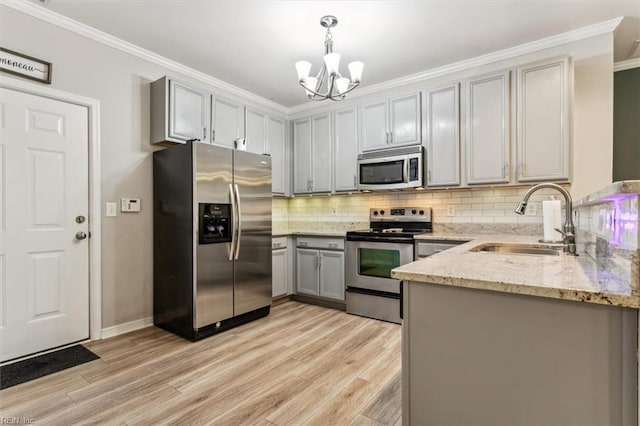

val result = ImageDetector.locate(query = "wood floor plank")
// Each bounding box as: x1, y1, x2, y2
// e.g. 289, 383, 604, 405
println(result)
362, 373, 402, 425
0, 302, 401, 426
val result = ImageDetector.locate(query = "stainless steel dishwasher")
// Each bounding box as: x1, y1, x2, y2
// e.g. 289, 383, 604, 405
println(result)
414, 239, 469, 260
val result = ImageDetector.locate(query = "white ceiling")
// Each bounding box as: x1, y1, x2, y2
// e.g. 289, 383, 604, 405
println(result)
40, 0, 640, 108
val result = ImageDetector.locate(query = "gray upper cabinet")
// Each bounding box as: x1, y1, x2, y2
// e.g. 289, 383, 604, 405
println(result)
390, 94, 421, 146
293, 118, 313, 194
426, 84, 461, 187
293, 113, 332, 194
516, 58, 570, 182
360, 100, 389, 151
150, 76, 211, 144
311, 113, 332, 193
212, 95, 244, 149
360, 93, 421, 152
266, 116, 287, 195
333, 107, 359, 192
245, 107, 267, 154
465, 71, 511, 184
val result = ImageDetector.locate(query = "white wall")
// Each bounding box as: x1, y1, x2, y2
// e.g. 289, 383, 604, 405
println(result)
0, 5, 615, 330
0, 5, 285, 328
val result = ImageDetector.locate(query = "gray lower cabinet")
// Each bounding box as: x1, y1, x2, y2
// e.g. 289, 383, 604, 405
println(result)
402, 281, 637, 426
295, 237, 345, 302
271, 236, 288, 298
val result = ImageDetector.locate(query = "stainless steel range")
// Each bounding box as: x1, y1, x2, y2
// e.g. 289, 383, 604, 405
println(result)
345, 207, 432, 324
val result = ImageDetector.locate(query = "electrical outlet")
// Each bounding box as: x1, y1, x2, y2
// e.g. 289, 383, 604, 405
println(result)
526, 203, 538, 216
446, 206, 455, 216
106, 202, 117, 217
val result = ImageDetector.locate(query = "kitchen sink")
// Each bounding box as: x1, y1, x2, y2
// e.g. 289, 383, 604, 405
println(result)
470, 243, 562, 256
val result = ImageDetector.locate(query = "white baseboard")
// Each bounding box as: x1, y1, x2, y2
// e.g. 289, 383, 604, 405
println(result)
101, 316, 153, 339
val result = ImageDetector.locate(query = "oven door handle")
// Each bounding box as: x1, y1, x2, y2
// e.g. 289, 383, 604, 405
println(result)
399, 281, 404, 320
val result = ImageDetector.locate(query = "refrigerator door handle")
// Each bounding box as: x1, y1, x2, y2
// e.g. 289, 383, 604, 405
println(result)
234, 183, 242, 260
229, 183, 238, 260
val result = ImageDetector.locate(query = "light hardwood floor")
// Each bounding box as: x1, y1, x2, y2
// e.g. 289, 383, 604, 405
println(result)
0, 302, 401, 425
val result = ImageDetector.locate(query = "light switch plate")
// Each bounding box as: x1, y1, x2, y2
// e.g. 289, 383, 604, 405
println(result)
106, 202, 117, 217
121, 198, 141, 213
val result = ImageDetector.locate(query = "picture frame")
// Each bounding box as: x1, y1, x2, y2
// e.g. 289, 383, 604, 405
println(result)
0, 47, 52, 84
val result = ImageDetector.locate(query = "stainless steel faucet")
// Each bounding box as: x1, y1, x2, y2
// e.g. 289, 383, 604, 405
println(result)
514, 183, 577, 256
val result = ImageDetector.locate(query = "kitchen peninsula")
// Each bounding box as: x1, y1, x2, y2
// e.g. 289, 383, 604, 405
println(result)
393, 181, 640, 426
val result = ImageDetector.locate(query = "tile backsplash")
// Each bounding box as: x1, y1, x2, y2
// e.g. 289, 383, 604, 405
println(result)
272, 186, 575, 235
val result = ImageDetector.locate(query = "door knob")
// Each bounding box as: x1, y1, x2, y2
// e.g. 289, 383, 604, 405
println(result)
75, 231, 87, 240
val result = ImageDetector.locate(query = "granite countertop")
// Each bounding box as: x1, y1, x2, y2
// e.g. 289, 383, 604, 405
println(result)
392, 235, 640, 309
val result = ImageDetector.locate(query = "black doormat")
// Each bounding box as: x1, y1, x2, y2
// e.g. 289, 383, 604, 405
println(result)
0, 345, 99, 390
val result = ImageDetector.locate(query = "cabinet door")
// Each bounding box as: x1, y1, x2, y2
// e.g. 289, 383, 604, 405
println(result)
517, 58, 570, 182
426, 84, 460, 187
296, 249, 319, 295
390, 93, 421, 146
267, 116, 287, 194
293, 118, 312, 194
212, 96, 244, 148
245, 107, 267, 154
466, 72, 510, 184
319, 250, 345, 301
360, 101, 389, 152
272, 249, 288, 297
333, 108, 359, 192
169, 80, 210, 143
311, 113, 332, 193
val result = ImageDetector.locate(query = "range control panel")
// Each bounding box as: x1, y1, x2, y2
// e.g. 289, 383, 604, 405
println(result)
369, 207, 432, 222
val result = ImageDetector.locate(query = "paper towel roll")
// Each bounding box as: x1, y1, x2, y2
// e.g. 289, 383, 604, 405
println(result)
542, 198, 562, 242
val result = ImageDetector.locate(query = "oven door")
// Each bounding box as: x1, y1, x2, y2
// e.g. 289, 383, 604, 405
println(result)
346, 240, 414, 294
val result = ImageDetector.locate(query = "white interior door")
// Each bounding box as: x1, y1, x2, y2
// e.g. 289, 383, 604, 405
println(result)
0, 88, 89, 362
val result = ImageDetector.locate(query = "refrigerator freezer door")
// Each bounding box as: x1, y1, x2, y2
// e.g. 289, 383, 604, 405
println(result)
194, 143, 234, 328
233, 150, 272, 316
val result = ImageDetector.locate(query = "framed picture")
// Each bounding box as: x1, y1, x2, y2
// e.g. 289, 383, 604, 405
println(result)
0, 47, 52, 84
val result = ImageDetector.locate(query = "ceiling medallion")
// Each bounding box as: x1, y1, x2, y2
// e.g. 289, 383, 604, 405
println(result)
295, 15, 364, 101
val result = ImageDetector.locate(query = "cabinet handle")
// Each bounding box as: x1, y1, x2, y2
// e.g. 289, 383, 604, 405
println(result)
203, 126, 207, 141
353, 175, 357, 187
328, 243, 338, 248
299, 241, 308, 247
212, 129, 216, 142
273, 242, 282, 248
389, 131, 393, 143
520, 162, 525, 177
428, 170, 432, 183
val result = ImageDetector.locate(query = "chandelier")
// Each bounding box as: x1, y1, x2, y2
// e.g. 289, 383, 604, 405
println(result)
295, 15, 364, 101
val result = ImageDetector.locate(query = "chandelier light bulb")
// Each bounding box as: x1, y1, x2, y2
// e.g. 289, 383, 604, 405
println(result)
348, 61, 364, 83
303, 77, 318, 97
295, 61, 312, 82
336, 77, 349, 95
323, 53, 341, 76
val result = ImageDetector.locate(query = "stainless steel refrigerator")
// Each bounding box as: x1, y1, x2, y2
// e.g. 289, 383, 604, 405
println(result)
153, 141, 272, 340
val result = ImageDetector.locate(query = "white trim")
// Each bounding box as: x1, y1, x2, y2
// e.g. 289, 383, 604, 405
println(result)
0, 76, 103, 341
101, 316, 153, 339
289, 17, 623, 115
1, 0, 623, 115
1, 0, 288, 115
614, 58, 640, 72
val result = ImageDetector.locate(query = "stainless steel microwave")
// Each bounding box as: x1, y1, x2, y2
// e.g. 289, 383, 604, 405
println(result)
357, 146, 423, 190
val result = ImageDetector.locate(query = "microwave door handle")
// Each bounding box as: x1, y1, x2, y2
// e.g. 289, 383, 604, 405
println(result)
229, 184, 238, 261
403, 159, 409, 183
234, 184, 242, 260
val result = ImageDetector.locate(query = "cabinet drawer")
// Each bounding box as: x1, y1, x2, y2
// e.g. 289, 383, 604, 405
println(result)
415, 241, 465, 258
296, 237, 344, 250
272, 237, 288, 250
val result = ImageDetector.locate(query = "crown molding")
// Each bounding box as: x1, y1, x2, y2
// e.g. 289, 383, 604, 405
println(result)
614, 57, 640, 72
288, 16, 623, 115
1, 0, 289, 115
